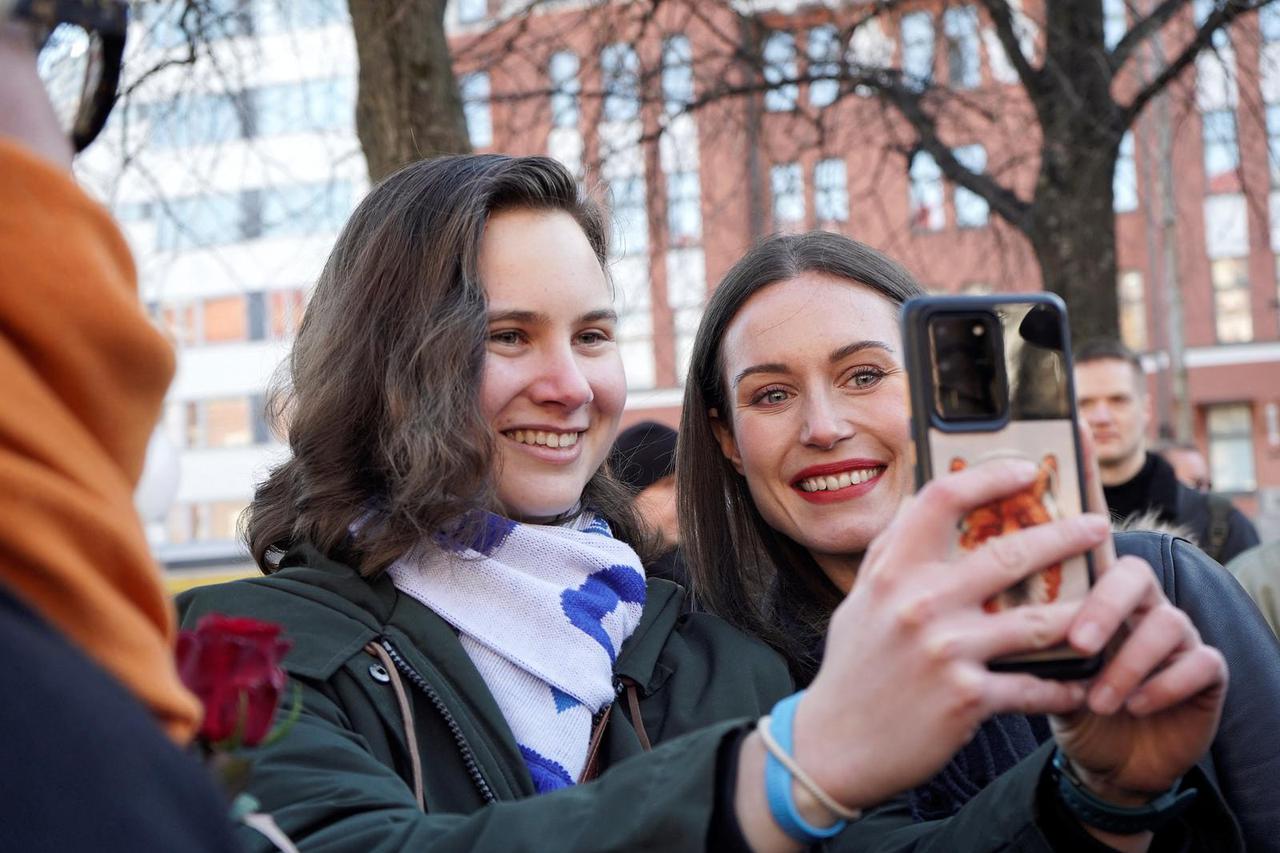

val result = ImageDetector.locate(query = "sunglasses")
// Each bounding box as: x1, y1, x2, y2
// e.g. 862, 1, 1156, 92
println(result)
14, 0, 128, 152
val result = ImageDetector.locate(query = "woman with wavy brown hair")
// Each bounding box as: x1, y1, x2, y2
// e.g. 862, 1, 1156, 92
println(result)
179, 155, 1189, 853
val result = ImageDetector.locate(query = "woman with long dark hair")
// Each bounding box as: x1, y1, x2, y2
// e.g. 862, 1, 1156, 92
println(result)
679, 230, 1276, 850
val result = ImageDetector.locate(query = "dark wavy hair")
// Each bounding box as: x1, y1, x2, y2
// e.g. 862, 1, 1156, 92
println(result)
677, 231, 924, 678
247, 154, 649, 575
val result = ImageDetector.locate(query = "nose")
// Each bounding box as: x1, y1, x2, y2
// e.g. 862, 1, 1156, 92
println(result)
1083, 399, 1111, 424
529, 343, 593, 409
799, 390, 854, 449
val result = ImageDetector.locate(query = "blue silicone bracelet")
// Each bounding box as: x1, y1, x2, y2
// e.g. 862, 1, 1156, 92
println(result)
763, 692, 847, 843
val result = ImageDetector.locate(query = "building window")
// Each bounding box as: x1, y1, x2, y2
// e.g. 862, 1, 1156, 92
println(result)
549, 51, 580, 128
1114, 130, 1138, 212
1207, 404, 1257, 492
602, 43, 641, 123
1202, 109, 1239, 190
256, 0, 347, 33
849, 18, 895, 95
953, 144, 988, 227
1193, 0, 1232, 48
771, 163, 805, 228
763, 31, 799, 112
1118, 270, 1147, 351
260, 182, 351, 239
901, 12, 934, 91
814, 158, 849, 223
205, 397, 253, 449
150, 90, 254, 148
148, 0, 253, 49
662, 36, 694, 115
160, 302, 198, 346
270, 289, 307, 339
909, 150, 945, 231
1210, 258, 1253, 342
254, 77, 353, 137
202, 295, 247, 343
1204, 193, 1248, 258
808, 25, 840, 108
155, 192, 250, 251
1263, 3, 1280, 41
459, 72, 492, 148
666, 171, 702, 245
1103, 0, 1127, 49
610, 176, 648, 256
943, 6, 980, 89
456, 0, 486, 24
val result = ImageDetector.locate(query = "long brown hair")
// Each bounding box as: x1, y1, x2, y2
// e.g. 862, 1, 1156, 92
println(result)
248, 154, 649, 574
677, 231, 924, 677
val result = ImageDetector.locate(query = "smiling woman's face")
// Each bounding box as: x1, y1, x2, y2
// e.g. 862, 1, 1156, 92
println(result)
478, 208, 626, 521
711, 272, 914, 587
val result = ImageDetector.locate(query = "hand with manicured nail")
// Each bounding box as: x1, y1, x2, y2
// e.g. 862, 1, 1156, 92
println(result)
1049, 424, 1228, 806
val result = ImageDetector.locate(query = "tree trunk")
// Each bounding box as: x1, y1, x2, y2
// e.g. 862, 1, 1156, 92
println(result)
1027, 169, 1120, 345
348, 0, 472, 183
1027, 0, 1123, 344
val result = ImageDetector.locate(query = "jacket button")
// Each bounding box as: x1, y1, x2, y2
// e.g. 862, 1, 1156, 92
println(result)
368, 663, 391, 683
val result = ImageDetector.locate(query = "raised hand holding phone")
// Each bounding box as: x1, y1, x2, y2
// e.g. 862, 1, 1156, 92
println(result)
1047, 424, 1227, 847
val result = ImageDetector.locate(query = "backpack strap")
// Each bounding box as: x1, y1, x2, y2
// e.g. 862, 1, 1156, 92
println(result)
1205, 495, 1232, 564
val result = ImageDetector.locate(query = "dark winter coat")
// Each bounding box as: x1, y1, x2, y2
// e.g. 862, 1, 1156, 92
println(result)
175, 541, 1233, 853
0, 583, 240, 853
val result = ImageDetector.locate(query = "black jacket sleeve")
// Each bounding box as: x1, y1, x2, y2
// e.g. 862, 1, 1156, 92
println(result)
825, 743, 1241, 852
1222, 506, 1260, 565
1115, 531, 1280, 851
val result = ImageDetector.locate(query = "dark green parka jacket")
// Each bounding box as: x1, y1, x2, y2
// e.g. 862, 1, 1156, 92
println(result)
177, 546, 1239, 853
178, 545, 792, 851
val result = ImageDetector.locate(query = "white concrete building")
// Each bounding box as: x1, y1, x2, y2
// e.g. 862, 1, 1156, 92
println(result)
76, 0, 365, 572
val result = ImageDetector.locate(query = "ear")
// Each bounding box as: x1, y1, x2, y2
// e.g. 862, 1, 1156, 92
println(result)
708, 408, 745, 476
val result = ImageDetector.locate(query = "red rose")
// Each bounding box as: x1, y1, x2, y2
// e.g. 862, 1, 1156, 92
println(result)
177, 614, 293, 747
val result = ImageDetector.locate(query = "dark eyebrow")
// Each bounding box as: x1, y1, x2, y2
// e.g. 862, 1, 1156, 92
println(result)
732, 340, 895, 390
487, 308, 618, 325
733, 363, 789, 389
829, 340, 894, 364
580, 309, 618, 325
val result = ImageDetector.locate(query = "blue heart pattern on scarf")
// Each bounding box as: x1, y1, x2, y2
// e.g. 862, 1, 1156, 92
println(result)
560, 565, 646, 663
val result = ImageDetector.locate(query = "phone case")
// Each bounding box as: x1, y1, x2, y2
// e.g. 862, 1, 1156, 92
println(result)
901, 293, 1100, 680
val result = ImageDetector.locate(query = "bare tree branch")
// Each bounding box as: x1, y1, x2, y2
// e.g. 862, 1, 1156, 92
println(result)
1109, 0, 1188, 72
1121, 0, 1277, 127
876, 77, 1034, 231
975, 0, 1043, 97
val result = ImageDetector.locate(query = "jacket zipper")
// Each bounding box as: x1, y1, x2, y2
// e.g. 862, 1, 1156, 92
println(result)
377, 637, 497, 804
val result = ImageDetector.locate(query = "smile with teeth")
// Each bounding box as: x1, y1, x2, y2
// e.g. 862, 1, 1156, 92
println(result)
796, 466, 885, 492
505, 429, 582, 448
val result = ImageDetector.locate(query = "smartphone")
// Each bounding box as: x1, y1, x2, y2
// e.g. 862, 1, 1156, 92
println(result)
901, 293, 1100, 680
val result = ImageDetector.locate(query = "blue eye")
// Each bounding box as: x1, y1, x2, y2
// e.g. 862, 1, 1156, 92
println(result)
751, 387, 790, 406
848, 367, 885, 388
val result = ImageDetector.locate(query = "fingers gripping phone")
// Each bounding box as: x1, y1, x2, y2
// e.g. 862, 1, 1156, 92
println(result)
902, 294, 1101, 679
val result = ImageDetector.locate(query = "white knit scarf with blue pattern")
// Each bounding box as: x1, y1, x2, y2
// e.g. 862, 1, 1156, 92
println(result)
386, 511, 646, 793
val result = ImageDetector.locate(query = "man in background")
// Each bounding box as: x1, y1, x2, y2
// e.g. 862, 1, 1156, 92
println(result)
1158, 441, 1213, 493
611, 421, 686, 586
1073, 339, 1259, 564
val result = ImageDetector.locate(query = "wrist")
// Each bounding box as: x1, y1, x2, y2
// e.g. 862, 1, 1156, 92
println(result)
791, 690, 872, 811
1067, 762, 1160, 809
758, 693, 862, 845
1050, 748, 1198, 836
